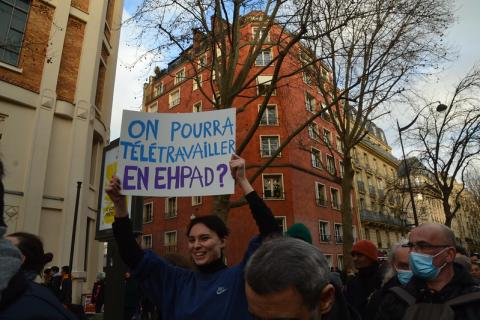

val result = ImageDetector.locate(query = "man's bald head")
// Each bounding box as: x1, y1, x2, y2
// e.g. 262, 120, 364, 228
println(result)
411, 223, 456, 247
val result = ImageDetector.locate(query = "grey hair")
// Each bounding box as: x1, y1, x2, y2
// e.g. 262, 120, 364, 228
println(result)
245, 237, 330, 310
382, 239, 408, 285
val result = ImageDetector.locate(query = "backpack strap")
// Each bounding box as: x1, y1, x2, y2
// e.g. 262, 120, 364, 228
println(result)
389, 286, 416, 306
446, 291, 480, 307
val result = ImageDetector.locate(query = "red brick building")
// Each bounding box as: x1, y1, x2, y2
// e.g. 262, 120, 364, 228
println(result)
140, 12, 359, 269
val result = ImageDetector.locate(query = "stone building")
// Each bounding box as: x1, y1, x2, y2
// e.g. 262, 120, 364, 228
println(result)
0, 0, 123, 301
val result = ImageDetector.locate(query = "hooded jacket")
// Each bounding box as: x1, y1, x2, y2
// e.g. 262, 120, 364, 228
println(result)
375, 263, 480, 320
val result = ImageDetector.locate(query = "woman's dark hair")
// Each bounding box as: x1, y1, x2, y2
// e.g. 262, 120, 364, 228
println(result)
8, 232, 53, 275
186, 215, 230, 239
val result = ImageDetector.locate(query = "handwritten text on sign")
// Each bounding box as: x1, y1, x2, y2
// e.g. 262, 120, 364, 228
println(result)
118, 109, 236, 196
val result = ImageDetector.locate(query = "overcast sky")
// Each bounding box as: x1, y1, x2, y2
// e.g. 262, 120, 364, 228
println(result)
111, 0, 480, 158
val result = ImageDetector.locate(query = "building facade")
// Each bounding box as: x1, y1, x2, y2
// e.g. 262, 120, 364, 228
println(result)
140, 12, 359, 269
0, 0, 123, 301
352, 123, 404, 253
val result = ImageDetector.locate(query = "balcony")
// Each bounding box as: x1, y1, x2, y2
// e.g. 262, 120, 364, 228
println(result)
161, 245, 177, 254
360, 209, 403, 228
335, 235, 343, 243
165, 210, 177, 219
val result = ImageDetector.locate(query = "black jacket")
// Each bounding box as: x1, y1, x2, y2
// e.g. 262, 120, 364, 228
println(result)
326, 272, 362, 320
343, 262, 383, 319
375, 263, 480, 320
0, 277, 76, 320
365, 275, 401, 319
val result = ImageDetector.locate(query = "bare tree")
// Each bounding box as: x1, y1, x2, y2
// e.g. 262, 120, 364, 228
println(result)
406, 67, 480, 227
298, 0, 453, 269
134, 0, 361, 220
465, 165, 480, 209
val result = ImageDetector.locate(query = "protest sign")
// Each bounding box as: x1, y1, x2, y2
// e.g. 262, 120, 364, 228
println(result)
97, 139, 133, 233
118, 109, 236, 197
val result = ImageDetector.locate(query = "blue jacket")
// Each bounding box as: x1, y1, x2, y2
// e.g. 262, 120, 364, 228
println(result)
133, 237, 261, 320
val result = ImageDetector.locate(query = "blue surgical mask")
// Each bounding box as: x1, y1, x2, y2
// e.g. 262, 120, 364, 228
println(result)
409, 249, 447, 280
396, 269, 413, 285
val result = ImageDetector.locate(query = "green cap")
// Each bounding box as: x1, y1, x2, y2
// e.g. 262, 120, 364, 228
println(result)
286, 223, 312, 244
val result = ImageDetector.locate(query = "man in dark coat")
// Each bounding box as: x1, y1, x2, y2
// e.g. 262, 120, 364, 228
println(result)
375, 223, 480, 320
343, 240, 383, 319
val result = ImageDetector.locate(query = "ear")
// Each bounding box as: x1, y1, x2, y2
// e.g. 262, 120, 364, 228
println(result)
318, 283, 335, 315
219, 237, 226, 249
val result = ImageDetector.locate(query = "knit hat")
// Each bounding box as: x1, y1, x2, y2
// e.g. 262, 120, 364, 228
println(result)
286, 223, 312, 244
351, 240, 378, 261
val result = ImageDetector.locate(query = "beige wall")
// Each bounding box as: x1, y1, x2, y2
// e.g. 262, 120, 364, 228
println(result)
0, 0, 123, 303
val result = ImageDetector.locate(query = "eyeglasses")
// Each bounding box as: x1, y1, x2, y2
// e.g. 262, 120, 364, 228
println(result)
402, 242, 450, 251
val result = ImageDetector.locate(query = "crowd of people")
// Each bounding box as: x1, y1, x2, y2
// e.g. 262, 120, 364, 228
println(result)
1, 154, 480, 319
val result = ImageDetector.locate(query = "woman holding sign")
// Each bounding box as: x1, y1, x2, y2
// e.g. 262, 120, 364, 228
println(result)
106, 154, 280, 320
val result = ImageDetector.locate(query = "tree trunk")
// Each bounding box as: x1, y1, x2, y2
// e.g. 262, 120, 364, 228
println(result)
443, 199, 453, 227
341, 156, 355, 272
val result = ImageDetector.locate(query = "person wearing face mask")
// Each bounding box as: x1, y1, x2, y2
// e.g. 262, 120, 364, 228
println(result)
375, 223, 480, 320
106, 155, 281, 320
365, 240, 411, 319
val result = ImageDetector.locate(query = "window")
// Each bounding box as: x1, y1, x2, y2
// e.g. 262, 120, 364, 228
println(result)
153, 82, 163, 97
331, 188, 340, 209
164, 231, 177, 253
308, 123, 320, 140
303, 72, 314, 85
275, 216, 286, 232
212, 91, 221, 107
0, 0, 30, 66
376, 230, 382, 248
321, 104, 330, 121
260, 135, 280, 157
326, 155, 336, 175
143, 202, 153, 223
324, 255, 333, 268
263, 174, 284, 200
364, 227, 370, 240
193, 101, 202, 112
310, 148, 322, 169
339, 161, 344, 178
147, 102, 158, 113
198, 53, 207, 69
142, 234, 153, 249
165, 197, 177, 218
360, 198, 366, 210
337, 255, 344, 270
174, 68, 185, 84
323, 129, 331, 145
257, 75, 276, 96
192, 196, 202, 206
192, 74, 202, 90
315, 182, 327, 206
256, 48, 272, 66
336, 137, 342, 153
169, 89, 180, 108
352, 225, 357, 242
259, 105, 278, 125
252, 27, 270, 41
334, 224, 343, 243
319, 221, 330, 242
305, 92, 316, 112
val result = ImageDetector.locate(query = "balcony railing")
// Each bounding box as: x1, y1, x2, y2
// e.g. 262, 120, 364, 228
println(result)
165, 210, 177, 219
335, 235, 343, 243
162, 245, 177, 254
360, 209, 403, 227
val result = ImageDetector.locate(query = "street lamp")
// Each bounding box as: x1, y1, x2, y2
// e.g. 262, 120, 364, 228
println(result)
397, 103, 447, 227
